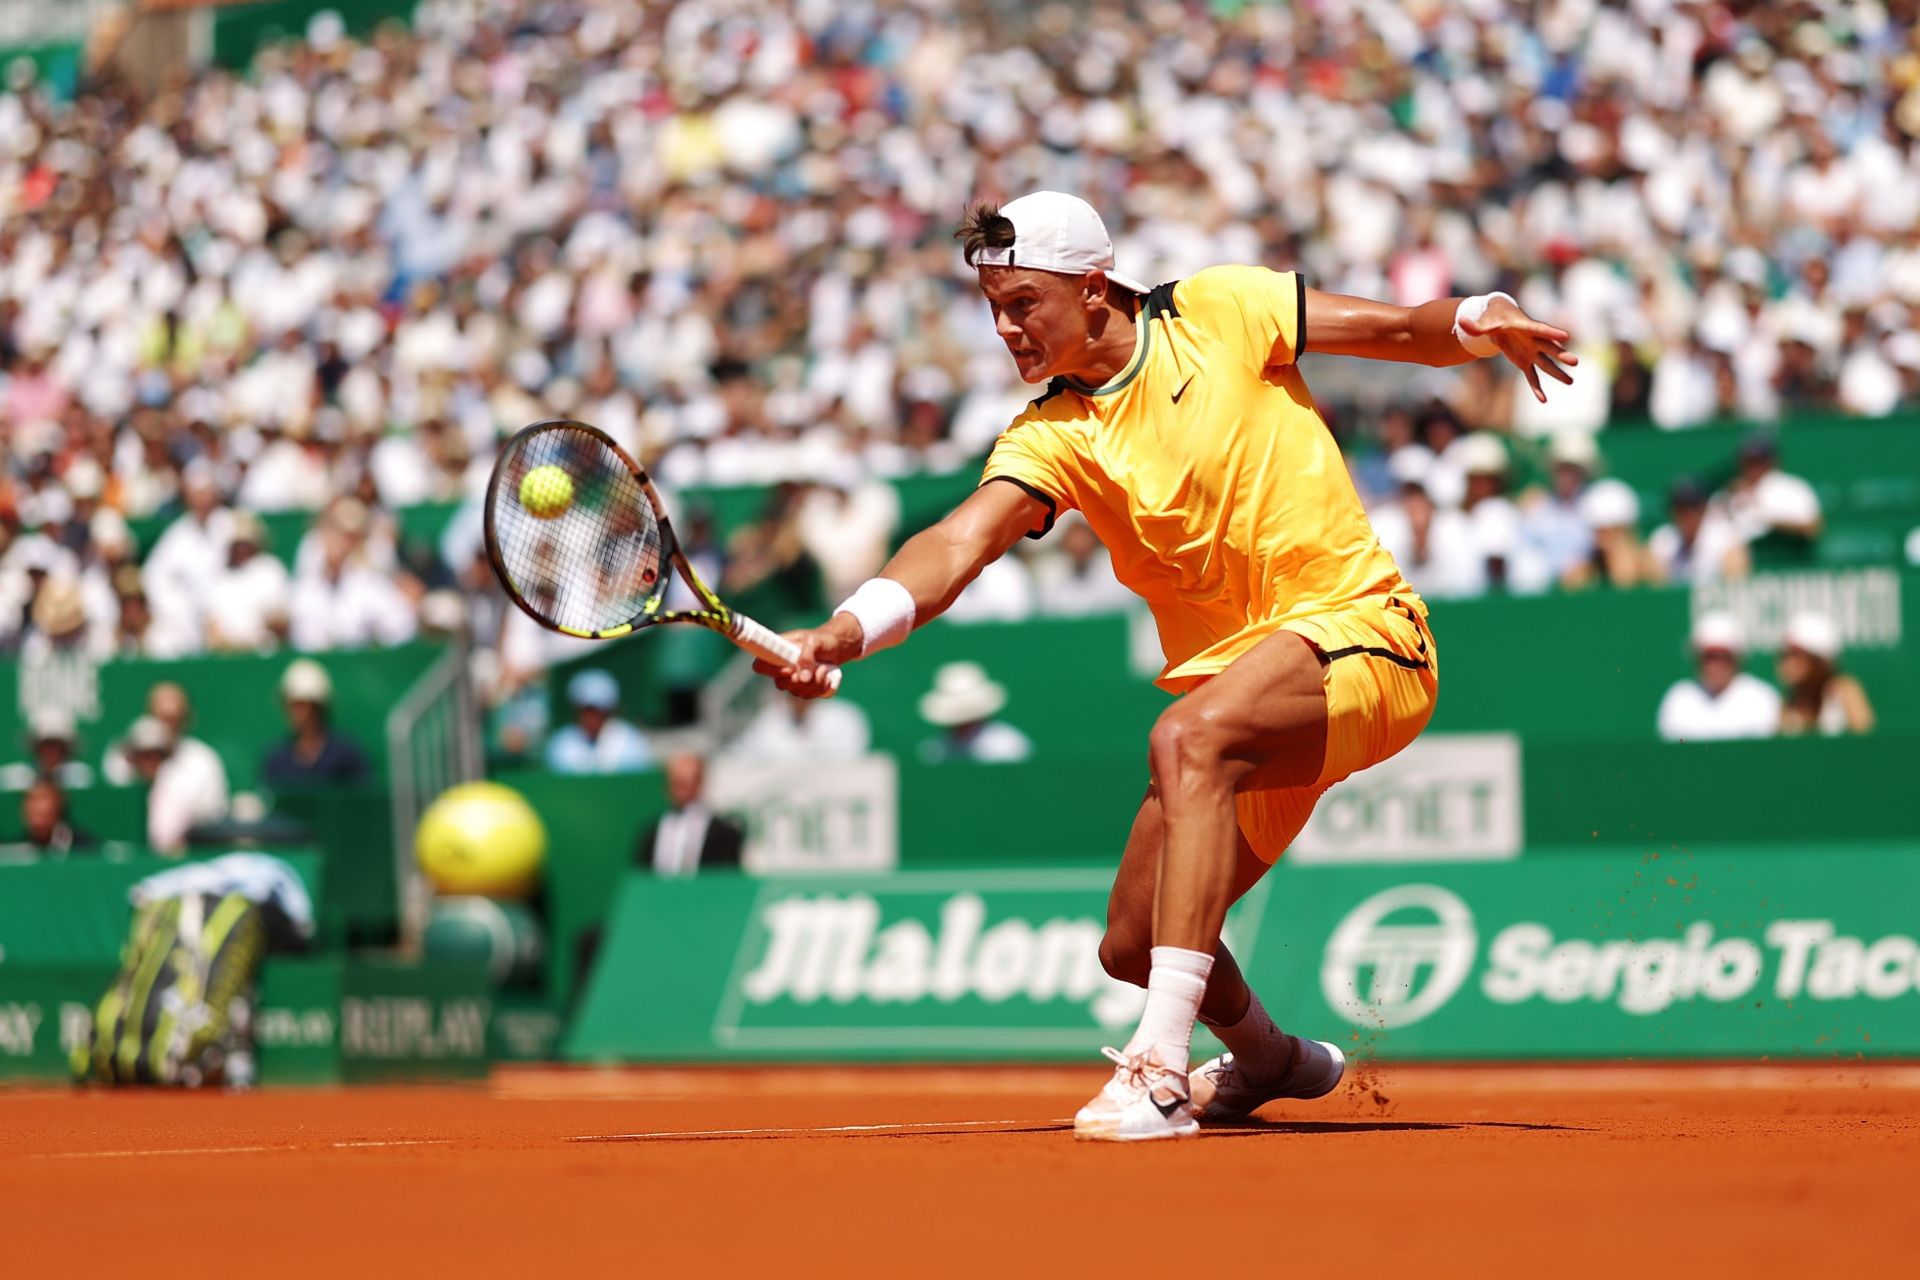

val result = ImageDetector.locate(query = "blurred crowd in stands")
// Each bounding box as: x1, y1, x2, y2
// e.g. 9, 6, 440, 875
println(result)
1, 0, 1916, 749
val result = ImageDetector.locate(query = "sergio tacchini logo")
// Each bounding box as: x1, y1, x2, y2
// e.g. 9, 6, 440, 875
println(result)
1320, 885, 1478, 1028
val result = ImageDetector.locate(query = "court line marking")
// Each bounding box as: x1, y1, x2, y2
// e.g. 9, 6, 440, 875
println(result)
571, 1117, 1070, 1142
32, 1138, 453, 1161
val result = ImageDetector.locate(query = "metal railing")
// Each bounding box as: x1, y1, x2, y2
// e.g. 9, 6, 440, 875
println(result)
385, 639, 483, 945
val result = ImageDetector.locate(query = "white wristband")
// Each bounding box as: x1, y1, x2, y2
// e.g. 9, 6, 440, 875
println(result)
834, 577, 917, 657
1452, 291, 1516, 358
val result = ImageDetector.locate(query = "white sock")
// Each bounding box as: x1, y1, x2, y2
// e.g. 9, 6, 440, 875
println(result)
1204, 987, 1296, 1084
1123, 946, 1214, 1070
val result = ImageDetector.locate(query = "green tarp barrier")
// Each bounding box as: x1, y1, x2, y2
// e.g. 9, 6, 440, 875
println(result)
566, 844, 1920, 1063
0, 851, 322, 968
2, 643, 442, 793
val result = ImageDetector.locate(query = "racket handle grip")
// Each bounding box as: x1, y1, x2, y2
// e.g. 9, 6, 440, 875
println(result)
729, 612, 843, 694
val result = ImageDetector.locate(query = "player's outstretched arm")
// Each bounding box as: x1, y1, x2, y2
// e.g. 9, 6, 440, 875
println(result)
1302, 288, 1577, 402
752, 479, 1046, 696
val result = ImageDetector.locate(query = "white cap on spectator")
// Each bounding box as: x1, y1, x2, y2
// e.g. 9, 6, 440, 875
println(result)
1579, 478, 1640, 530
281, 658, 334, 704
1387, 444, 1435, 490
971, 192, 1150, 294
1755, 475, 1822, 528
1548, 430, 1600, 471
29, 707, 77, 744
125, 715, 173, 754
1691, 611, 1745, 656
1782, 612, 1841, 662
1457, 433, 1509, 478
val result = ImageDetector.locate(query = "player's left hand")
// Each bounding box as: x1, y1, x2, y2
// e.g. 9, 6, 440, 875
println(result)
1460, 298, 1578, 403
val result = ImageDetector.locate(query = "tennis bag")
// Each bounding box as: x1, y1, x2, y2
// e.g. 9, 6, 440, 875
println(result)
73, 891, 266, 1088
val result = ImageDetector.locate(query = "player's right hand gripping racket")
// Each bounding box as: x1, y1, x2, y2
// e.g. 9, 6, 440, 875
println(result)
483, 419, 841, 692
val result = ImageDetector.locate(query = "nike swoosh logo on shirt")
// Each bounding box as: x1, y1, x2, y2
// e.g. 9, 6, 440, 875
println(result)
1171, 376, 1195, 403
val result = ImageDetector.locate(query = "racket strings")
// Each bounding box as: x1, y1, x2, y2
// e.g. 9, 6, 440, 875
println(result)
489, 426, 667, 634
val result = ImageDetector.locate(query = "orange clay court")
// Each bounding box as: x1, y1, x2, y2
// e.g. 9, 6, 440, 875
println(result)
6, 1063, 1914, 1275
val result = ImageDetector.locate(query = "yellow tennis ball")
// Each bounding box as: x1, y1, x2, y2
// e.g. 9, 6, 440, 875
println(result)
519, 465, 574, 519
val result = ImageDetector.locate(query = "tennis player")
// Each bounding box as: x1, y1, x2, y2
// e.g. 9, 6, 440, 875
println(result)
758, 191, 1575, 1141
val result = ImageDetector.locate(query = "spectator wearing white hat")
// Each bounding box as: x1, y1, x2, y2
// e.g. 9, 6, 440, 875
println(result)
1520, 430, 1600, 587
917, 662, 1032, 765
1647, 478, 1748, 586
1368, 448, 1483, 600
205, 511, 292, 653
1776, 613, 1875, 738
1722, 435, 1823, 548
1566, 478, 1648, 590
261, 659, 373, 789
122, 714, 230, 856
1455, 433, 1550, 596
544, 668, 653, 776
1656, 613, 1782, 743
0, 708, 96, 792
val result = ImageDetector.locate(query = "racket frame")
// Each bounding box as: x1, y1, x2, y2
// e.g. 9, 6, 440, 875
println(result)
484, 419, 840, 688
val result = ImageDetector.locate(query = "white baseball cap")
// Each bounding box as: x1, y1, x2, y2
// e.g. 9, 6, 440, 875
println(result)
1690, 611, 1745, 656
1782, 611, 1841, 662
971, 192, 1151, 294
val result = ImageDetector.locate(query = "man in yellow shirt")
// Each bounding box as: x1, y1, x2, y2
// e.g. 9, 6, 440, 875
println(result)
759, 191, 1575, 1141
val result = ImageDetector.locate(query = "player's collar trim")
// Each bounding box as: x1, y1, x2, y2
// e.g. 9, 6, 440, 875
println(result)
1064, 301, 1151, 397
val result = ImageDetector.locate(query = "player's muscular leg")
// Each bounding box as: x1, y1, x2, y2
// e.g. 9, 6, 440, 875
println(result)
1147, 630, 1327, 953
1098, 787, 1272, 1025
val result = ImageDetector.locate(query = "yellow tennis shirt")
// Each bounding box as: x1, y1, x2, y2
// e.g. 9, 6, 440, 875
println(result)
982, 264, 1420, 693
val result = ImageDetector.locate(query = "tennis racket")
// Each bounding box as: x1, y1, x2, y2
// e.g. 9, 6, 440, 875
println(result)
483, 419, 841, 692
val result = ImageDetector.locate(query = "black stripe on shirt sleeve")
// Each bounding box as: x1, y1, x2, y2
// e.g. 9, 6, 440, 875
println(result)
980, 476, 1059, 539
1294, 271, 1307, 359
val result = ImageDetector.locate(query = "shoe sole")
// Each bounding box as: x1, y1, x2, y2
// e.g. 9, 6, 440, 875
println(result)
1195, 1040, 1347, 1122
1073, 1117, 1201, 1142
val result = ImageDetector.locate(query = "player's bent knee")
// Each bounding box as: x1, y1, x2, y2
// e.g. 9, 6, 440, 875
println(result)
1098, 932, 1150, 987
1148, 707, 1231, 793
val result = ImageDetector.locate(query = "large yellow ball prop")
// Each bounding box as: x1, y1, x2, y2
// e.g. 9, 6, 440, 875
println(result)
415, 781, 547, 900
518, 465, 574, 519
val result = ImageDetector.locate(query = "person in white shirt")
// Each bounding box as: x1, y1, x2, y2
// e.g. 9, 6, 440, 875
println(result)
1368, 447, 1484, 599
917, 661, 1033, 764
794, 467, 902, 605
543, 669, 654, 775
122, 714, 230, 855
204, 511, 291, 652
728, 688, 871, 765
1721, 434, 1823, 546
1775, 612, 1875, 738
633, 752, 744, 877
1455, 432, 1551, 595
1029, 514, 1134, 616
141, 462, 233, 634
1656, 612, 1781, 743
288, 524, 418, 652
1647, 477, 1748, 585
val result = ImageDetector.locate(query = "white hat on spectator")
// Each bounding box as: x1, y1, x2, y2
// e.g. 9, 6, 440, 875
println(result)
64, 457, 106, 500
281, 658, 334, 704
1754, 474, 1822, 528
1456, 433, 1509, 478
1548, 430, 1600, 471
29, 707, 77, 745
1578, 478, 1640, 530
1387, 444, 1436, 490
1690, 611, 1745, 656
1782, 612, 1841, 663
919, 661, 1009, 727
89, 508, 132, 554
125, 715, 174, 755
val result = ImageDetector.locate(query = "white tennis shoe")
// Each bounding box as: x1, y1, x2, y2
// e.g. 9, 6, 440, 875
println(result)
1073, 1046, 1200, 1142
1188, 1038, 1346, 1123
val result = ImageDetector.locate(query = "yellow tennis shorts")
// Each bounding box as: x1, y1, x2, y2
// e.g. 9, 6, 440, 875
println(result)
1233, 596, 1439, 864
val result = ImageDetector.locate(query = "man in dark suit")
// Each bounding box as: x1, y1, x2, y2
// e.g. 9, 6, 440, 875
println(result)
572, 752, 746, 1008
631, 751, 744, 875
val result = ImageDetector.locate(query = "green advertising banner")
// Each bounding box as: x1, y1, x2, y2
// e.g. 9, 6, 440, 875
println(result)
567, 844, 1920, 1063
